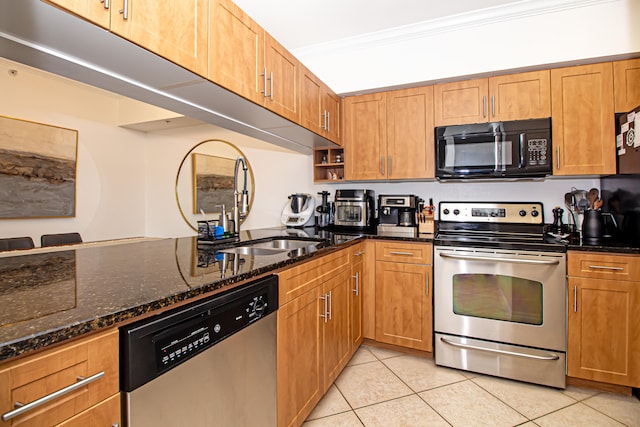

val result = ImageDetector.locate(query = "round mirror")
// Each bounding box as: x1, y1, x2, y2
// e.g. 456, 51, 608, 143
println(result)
176, 139, 255, 232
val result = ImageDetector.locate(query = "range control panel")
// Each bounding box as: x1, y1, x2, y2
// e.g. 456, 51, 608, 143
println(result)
439, 202, 544, 225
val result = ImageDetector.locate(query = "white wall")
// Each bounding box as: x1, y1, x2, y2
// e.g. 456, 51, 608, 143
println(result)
296, 0, 640, 93
0, 58, 315, 244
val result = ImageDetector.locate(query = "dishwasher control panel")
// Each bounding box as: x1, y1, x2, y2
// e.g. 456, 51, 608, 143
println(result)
120, 275, 279, 392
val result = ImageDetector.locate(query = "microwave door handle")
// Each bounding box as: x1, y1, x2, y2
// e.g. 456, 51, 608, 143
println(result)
494, 135, 500, 172
519, 133, 526, 168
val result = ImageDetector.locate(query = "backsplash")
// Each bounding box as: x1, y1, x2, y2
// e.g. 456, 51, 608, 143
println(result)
600, 174, 640, 245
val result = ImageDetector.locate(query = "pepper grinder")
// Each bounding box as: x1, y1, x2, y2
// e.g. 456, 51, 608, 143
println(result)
551, 207, 564, 234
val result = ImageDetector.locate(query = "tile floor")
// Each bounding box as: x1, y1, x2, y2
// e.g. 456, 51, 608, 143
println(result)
303, 345, 640, 427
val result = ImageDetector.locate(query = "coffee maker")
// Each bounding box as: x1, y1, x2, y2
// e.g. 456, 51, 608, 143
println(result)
377, 195, 419, 236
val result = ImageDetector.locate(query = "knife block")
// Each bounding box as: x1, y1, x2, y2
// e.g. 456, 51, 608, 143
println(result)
418, 210, 434, 234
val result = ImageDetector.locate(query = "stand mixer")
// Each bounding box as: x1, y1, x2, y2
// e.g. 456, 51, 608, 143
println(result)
281, 193, 316, 227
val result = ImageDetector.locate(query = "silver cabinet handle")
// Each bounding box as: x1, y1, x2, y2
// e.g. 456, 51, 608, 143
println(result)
352, 272, 359, 296
556, 146, 560, 170
261, 68, 268, 98
491, 95, 495, 117
2, 372, 105, 421
119, 0, 128, 19
326, 111, 330, 132
573, 285, 577, 313
440, 337, 560, 361
354, 251, 364, 257
328, 290, 332, 320
319, 293, 328, 323
425, 273, 429, 297
587, 265, 625, 271
483, 95, 487, 118
100, 0, 110, 9
439, 252, 560, 265
389, 251, 414, 256
381, 156, 385, 175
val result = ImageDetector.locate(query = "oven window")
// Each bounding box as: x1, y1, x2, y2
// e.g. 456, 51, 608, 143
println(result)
336, 205, 362, 222
452, 274, 543, 325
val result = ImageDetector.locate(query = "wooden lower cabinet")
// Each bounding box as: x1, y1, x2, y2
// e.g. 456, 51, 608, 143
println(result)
277, 248, 355, 427
0, 328, 120, 427
567, 251, 640, 387
374, 241, 433, 352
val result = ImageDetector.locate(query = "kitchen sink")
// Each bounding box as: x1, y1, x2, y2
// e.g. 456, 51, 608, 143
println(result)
219, 238, 325, 257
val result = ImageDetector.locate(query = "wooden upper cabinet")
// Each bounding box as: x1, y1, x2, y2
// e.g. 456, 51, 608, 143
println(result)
264, 32, 300, 122
434, 71, 550, 126
209, 0, 300, 122
45, 0, 209, 76
110, 0, 208, 76
551, 63, 616, 176
489, 70, 550, 121
434, 78, 488, 126
343, 93, 387, 180
45, 0, 111, 28
613, 58, 640, 112
209, 0, 264, 104
300, 66, 342, 144
386, 86, 434, 179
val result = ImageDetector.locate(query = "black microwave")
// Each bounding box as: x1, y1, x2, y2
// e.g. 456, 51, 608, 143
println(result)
435, 118, 552, 179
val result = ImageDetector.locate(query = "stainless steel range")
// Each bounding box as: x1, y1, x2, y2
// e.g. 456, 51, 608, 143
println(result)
434, 202, 567, 388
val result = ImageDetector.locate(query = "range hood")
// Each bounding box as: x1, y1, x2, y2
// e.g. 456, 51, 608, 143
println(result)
0, 0, 335, 154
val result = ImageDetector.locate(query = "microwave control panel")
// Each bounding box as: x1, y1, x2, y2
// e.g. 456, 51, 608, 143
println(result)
527, 139, 548, 166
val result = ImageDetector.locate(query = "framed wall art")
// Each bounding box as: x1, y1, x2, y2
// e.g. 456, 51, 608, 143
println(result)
192, 153, 235, 214
0, 115, 78, 218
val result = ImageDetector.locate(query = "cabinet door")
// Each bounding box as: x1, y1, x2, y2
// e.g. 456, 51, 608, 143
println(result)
375, 261, 432, 351
434, 78, 488, 126
386, 86, 434, 179
489, 70, 551, 121
323, 87, 342, 145
613, 58, 640, 112
551, 63, 616, 176
56, 394, 120, 427
277, 287, 323, 427
264, 33, 300, 122
45, 0, 111, 28
568, 277, 639, 386
300, 66, 324, 135
110, 0, 208, 76
322, 270, 352, 388
343, 93, 386, 180
350, 247, 365, 350
209, 0, 265, 104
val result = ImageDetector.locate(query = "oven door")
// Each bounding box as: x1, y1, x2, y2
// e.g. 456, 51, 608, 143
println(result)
434, 246, 566, 351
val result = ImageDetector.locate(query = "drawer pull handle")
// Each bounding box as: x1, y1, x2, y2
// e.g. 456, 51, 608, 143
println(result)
587, 265, 624, 271
354, 251, 364, 257
389, 251, 414, 256
2, 372, 105, 421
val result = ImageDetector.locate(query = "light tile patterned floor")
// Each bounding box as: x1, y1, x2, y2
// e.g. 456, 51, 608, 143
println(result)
303, 345, 640, 427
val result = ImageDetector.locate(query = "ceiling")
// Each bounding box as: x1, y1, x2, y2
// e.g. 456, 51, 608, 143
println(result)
232, 0, 530, 50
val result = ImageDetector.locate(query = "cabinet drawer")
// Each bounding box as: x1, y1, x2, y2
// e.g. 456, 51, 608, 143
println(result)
278, 249, 349, 305
375, 241, 432, 264
568, 251, 640, 281
56, 393, 120, 427
0, 329, 119, 427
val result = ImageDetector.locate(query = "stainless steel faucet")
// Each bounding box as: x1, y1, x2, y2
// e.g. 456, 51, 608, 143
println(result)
233, 157, 249, 235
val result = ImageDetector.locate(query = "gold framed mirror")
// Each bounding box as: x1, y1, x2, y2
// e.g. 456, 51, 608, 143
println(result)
176, 139, 254, 232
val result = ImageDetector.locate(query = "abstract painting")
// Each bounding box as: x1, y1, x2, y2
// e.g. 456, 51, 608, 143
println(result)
192, 153, 235, 214
0, 116, 77, 218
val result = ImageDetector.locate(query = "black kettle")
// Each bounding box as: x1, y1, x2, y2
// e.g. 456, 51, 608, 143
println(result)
582, 210, 604, 241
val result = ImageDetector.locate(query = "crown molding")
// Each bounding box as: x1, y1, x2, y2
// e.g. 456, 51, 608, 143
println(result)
293, 0, 620, 57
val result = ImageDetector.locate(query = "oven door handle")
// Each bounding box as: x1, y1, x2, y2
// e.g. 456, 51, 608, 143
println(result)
438, 252, 560, 265
440, 337, 560, 361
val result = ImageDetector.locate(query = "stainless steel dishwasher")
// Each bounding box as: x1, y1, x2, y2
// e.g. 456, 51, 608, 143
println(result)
120, 275, 278, 427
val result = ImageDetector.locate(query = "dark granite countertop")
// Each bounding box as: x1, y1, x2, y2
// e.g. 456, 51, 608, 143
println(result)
2, 223, 635, 364
567, 238, 640, 254
0, 227, 368, 362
